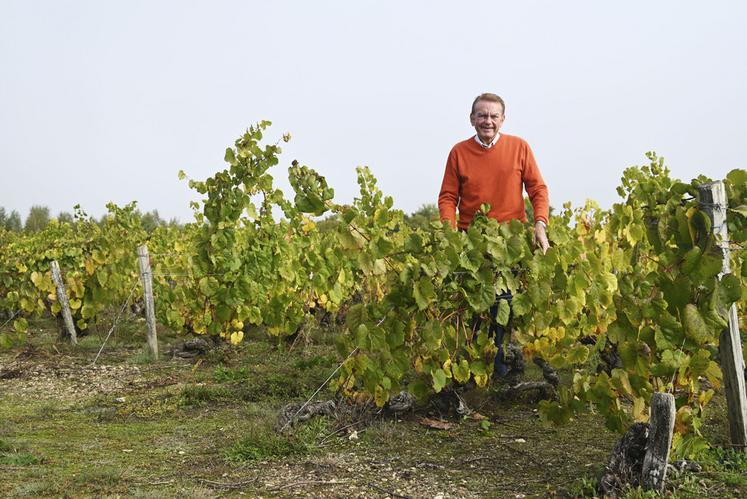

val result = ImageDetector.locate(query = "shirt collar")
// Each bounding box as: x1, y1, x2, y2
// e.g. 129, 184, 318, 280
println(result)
474, 133, 500, 149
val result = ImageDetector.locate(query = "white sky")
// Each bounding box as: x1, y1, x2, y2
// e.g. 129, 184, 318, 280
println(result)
1, 1, 746, 223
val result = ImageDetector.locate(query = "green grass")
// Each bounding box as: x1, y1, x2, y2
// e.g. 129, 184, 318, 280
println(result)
0, 439, 41, 466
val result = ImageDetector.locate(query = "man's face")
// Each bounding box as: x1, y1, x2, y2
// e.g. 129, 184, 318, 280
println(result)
470, 100, 505, 144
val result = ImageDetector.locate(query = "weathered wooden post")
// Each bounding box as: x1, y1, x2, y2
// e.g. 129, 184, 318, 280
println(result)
642, 392, 676, 491
49, 260, 77, 345
698, 181, 747, 449
137, 245, 159, 359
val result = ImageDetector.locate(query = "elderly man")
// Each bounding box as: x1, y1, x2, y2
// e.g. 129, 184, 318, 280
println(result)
438, 93, 549, 379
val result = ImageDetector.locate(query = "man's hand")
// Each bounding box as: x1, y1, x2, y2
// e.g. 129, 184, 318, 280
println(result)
534, 221, 549, 254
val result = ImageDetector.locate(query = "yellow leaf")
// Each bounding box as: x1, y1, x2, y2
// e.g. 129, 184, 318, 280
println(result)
414, 356, 424, 374
230, 331, 244, 345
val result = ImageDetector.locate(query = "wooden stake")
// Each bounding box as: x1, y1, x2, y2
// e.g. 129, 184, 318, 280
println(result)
642, 392, 675, 491
137, 245, 158, 359
50, 260, 77, 345
698, 181, 747, 448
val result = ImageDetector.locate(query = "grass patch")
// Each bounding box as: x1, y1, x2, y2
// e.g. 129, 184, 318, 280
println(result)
226, 416, 328, 462
214, 365, 251, 382
0, 438, 42, 466
115, 393, 180, 419
179, 384, 233, 407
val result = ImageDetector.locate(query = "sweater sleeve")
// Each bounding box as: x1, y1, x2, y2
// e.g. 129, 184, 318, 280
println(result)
438, 148, 460, 229
522, 142, 550, 224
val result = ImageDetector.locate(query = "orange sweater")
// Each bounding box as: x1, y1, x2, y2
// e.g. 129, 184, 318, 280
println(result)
438, 134, 549, 230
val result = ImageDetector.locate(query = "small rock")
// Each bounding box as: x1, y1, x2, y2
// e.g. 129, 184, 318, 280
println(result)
514, 438, 526, 443
348, 430, 359, 441
114, 397, 126, 403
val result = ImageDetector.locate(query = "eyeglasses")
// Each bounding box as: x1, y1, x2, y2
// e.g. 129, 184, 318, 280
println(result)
474, 112, 502, 121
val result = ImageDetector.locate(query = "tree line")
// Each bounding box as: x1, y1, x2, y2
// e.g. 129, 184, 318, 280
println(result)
0, 203, 447, 235
0, 205, 181, 234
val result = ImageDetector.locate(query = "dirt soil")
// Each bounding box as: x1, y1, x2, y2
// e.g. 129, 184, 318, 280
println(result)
0, 323, 741, 498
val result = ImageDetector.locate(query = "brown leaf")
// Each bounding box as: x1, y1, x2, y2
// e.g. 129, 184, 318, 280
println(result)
419, 418, 455, 430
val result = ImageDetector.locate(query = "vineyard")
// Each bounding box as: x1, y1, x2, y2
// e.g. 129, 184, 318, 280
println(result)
1, 122, 746, 497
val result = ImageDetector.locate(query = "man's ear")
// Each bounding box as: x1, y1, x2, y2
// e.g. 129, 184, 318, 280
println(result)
469, 113, 476, 126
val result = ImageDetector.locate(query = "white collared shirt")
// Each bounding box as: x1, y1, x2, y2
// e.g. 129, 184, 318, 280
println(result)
474, 133, 500, 149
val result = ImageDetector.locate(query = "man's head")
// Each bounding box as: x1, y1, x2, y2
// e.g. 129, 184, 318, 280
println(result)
470, 93, 505, 145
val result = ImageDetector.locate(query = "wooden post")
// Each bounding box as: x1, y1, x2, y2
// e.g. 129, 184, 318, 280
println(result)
137, 245, 158, 359
698, 181, 747, 448
642, 392, 676, 491
49, 260, 77, 345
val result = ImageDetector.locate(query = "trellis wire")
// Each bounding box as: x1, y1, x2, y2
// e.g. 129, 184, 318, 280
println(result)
91, 280, 142, 365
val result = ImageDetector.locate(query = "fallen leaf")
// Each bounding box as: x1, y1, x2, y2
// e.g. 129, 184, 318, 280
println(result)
420, 418, 455, 430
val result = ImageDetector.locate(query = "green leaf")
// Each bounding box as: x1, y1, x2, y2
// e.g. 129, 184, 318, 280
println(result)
452, 359, 471, 384
422, 320, 443, 350
355, 324, 369, 349
689, 350, 711, 377
345, 303, 366, 332
719, 273, 742, 303
13, 317, 28, 333
511, 293, 530, 317
654, 327, 676, 351
538, 400, 572, 426
681, 247, 702, 274
199, 276, 220, 297
431, 369, 447, 393
610, 369, 634, 396
386, 321, 405, 349
692, 253, 723, 283
683, 304, 710, 345
413, 277, 436, 310
224, 148, 237, 165
567, 345, 590, 365
495, 299, 510, 326
30, 271, 43, 288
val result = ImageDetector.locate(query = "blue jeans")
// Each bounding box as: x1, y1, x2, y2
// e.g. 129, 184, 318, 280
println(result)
471, 291, 513, 378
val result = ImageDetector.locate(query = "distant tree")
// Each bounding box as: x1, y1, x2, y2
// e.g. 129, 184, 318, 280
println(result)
57, 211, 74, 224
0, 207, 6, 228
96, 214, 109, 227
524, 197, 535, 223
24, 205, 50, 233
523, 197, 554, 224
140, 209, 164, 233
404, 203, 440, 229
315, 213, 341, 233
6, 210, 22, 231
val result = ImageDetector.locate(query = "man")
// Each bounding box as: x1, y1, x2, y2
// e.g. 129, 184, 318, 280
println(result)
438, 93, 549, 379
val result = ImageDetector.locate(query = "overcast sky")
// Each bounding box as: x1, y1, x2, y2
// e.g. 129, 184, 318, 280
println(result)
1, 1, 745, 223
